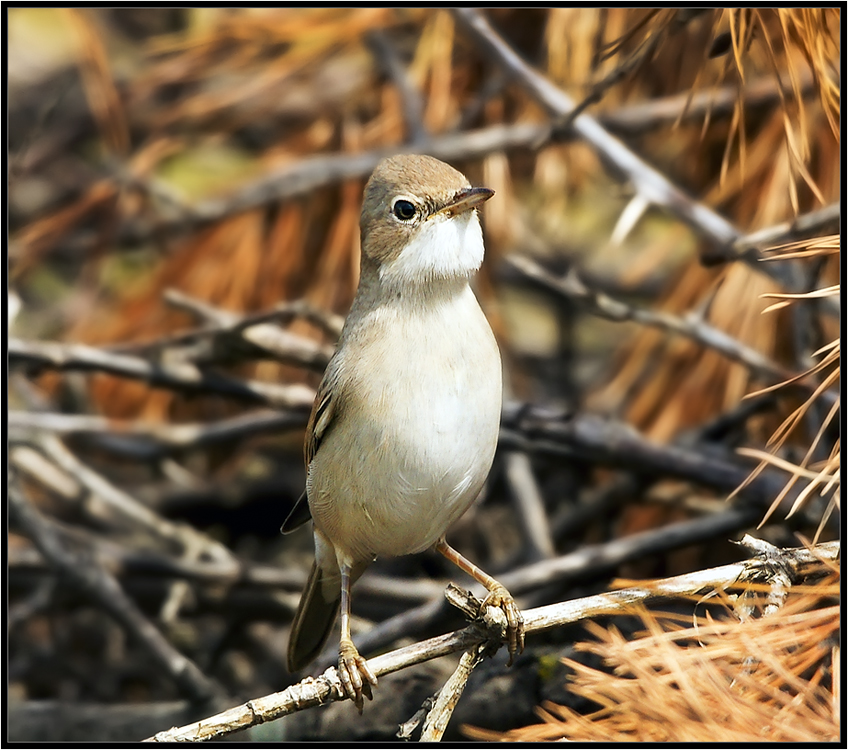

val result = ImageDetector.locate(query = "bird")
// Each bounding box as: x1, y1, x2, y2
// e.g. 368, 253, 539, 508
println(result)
283, 153, 524, 711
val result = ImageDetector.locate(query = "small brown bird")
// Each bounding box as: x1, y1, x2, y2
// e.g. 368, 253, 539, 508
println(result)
283, 154, 524, 711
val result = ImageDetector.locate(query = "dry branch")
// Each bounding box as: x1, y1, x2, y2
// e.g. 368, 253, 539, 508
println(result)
366, 30, 429, 145
8, 337, 316, 408
334, 503, 760, 669
500, 406, 830, 517
17, 433, 238, 569
144, 538, 838, 742
419, 643, 488, 742
13, 398, 816, 518
8, 519, 451, 606
9, 409, 308, 459
724, 203, 840, 261
504, 451, 556, 561
508, 255, 799, 386
158, 289, 337, 371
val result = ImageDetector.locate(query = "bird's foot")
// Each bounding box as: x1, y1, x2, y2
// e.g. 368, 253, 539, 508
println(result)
481, 583, 525, 666
338, 638, 377, 713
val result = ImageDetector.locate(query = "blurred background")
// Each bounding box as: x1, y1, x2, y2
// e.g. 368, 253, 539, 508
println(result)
7, 8, 840, 742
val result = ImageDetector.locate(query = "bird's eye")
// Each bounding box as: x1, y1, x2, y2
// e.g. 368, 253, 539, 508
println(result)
392, 199, 417, 221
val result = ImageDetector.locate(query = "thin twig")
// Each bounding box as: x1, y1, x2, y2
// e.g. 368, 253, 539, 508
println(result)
726, 203, 840, 259
151, 289, 336, 372
550, 474, 650, 544
507, 254, 801, 387
500, 405, 831, 517
144, 538, 839, 741
8, 578, 57, 631
366, 30, 428, 145
578, 61, 815, 136
503, 451, 556, 561
9, 409, 308, 459
8, 337, 316, 408
164, 287, 342, 338
105, 72, 802, 250
119, 292, 344, 349
397, 692, 439, 740
8, 520, 452, 605
419, 643, 488, 741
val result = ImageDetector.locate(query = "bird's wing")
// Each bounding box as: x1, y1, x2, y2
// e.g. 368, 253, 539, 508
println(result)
304, 378, 336, 467
281, 372, 338, 534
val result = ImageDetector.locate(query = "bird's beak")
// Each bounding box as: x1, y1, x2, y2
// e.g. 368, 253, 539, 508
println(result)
438, 186, 495, 217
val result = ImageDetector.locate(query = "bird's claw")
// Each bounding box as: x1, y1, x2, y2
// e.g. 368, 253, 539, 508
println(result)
482, 584, 525, 666
338, 639, 377, 713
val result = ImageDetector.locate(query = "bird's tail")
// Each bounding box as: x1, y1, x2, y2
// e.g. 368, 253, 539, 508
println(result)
287, 560, 341, 673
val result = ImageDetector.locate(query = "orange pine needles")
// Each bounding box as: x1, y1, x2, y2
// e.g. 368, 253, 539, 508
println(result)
466, 573, 839, 742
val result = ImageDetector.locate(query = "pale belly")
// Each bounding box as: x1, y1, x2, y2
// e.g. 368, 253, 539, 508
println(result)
307, 290, 502, 566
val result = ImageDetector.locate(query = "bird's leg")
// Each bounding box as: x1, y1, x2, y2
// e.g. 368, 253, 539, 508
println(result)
337, 563, 377, 712
435, 539, 525, 665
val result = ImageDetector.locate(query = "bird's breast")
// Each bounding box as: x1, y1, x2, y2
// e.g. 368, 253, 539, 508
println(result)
308, 286, 502, 564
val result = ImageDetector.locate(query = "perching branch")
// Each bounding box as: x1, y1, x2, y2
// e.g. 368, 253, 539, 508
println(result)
346, 502, 760, 665
144, 538, 839, 742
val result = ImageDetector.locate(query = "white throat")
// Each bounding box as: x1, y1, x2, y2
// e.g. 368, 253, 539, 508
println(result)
378, 210, 485, 291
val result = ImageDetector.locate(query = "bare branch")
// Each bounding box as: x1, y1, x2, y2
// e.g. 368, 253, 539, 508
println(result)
500, 406, 834, 517
727, 203, 841, 258
8, 518, 450, 605
452, 10, 735, 240
148, 291, 336, 372
135, 292, 344, 344
10, 408, 307, 459
365, 30, 428, 145
591, 68, 816, 136
8, 337, 316, 409
107, 73, 799, 251
419, 643, 488, 741
503, 451, 556, 561
507, 254, 800, 387
20, 433, 238, 568
144, 538, 838, 741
